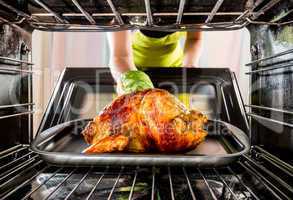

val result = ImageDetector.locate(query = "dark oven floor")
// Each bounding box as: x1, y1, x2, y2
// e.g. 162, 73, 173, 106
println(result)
0, 145, 292, 200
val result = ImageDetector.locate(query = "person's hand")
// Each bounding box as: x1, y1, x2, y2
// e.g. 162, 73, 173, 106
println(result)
118, 70, 154, 95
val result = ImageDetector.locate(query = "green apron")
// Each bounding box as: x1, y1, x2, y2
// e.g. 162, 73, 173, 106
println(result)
132, 31, 190, 108
132, 31, 186, 68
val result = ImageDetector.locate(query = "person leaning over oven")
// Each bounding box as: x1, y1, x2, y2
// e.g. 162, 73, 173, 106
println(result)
107, 30, 202, 95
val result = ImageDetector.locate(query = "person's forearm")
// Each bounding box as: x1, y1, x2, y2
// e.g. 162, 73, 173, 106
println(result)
107, 31, 137, 83
109, 56, 137, 82
183, 32, 203, 67
183, 39, 202, 67
107, 30, 154, 95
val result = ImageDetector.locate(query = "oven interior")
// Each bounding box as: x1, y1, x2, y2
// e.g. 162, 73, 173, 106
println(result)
0, 0, 293, 199
36, 67, 248, 133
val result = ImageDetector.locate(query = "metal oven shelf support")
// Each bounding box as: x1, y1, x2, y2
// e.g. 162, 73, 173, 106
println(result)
0, 56, 34, 65
71, 0, 96, 25
176, 0, 186, 25
0, 103, 35, 110
0, 111, 35, 120
247, 113, 293, 128
205, 0, 224, 23
33, 0, 68, 23
0, 0, 291, 31
106, 0, 124, 25
0, 145, 292, 200
144, 0, 153, 25
245, 104, 293, 115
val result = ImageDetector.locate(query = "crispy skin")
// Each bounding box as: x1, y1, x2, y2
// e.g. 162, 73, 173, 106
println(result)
82, 89, 208, 153
83, 134, 129, 153
83, 90, 151, 152
140, 89, 208, 152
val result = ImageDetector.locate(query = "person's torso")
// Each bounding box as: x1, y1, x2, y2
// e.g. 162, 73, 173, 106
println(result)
132, 30, 186, 68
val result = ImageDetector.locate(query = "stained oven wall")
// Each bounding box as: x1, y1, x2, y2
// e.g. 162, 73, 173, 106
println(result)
248, 24, 293, 155
0, 24, 32, 150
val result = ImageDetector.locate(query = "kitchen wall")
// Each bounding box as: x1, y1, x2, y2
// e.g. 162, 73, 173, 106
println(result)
32, 29, 250, 134
200, 29, 250, 105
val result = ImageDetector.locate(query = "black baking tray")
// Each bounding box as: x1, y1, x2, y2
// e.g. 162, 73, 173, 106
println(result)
31, 118, 250, 167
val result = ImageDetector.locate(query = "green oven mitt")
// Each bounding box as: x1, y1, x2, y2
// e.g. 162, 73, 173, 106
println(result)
120, 70, 154, 94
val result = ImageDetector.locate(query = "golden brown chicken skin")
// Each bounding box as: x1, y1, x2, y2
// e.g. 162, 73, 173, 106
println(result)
82, 88, 208, 153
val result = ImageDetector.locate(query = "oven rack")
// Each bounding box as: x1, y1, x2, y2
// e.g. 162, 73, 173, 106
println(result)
0, 55, 35, 116
245, 48, 293, 75
246, 48, 293, 67
0, 56, 34, 74
0, 144, 292, 200
0, 0, 291, 31
0, 56, 34, 66
245, 48, 293, 129
0, 55, 35, 143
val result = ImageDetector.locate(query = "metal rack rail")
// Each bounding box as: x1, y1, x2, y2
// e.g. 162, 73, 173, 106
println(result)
0, 0, 34, 21
245, 48, 293, 83
144, 0, 153, 26
0, 67, 33, 73
205, 0, 224, 23
33, 0, 67, 23
246, 62, 293, 74
0, 111, 35, 120
0, 145, 292, 200
246, 49, 293, 66
0, 55, 34, 145
247, 112, 293, 128
106, 0, 124, 25
72, 0, 95, 25
176, 0, 186, 25
0, 103, 34, 110
0, 55, 35, 120
0, 0, 291, 31
245, 104, 293, 115
0, 56, 34, 65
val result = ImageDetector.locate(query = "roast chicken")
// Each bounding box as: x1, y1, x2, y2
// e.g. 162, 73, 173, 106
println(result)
82, 88, 208, 153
